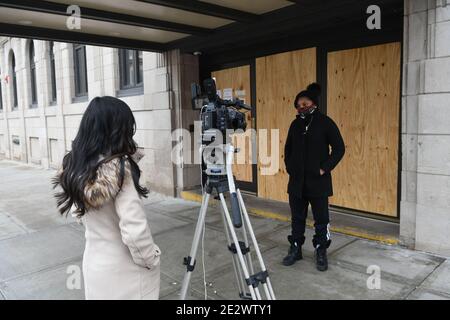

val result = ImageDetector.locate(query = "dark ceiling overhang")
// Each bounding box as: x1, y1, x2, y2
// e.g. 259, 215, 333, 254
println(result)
0, 0, 403, 53
135, 0, 261, 22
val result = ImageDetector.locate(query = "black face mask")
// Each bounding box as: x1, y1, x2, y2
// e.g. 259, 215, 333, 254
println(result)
298, 105, 317, 119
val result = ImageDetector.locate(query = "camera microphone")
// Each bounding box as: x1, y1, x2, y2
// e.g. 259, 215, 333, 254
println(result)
203, 78, 217, 102
220, 98, 251, 111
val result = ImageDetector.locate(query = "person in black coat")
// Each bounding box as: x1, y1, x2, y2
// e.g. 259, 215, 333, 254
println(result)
283, 83, 345, 271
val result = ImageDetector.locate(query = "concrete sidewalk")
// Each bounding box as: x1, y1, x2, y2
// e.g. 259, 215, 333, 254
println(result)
0, 160, 449, 300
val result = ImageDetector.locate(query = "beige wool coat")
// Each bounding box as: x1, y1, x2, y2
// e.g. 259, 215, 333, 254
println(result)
76, 156, 161, 300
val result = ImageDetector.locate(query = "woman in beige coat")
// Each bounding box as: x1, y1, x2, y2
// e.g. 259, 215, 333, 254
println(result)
53, 96, 161, 300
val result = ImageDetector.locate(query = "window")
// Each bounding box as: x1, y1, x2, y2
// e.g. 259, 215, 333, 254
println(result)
49, 42, 57, 103
73, 44, 88, 97
29, 41, 38, 107
119, 49, 143, 92
10, 51, 18, 110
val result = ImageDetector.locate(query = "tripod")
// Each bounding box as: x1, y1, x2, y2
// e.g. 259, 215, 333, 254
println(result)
180, 143, 276, 300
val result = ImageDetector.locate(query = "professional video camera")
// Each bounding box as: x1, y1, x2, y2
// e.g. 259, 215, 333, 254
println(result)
191, 78, 251, 144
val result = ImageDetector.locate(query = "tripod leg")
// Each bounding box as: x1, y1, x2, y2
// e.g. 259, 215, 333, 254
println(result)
180, 192, 211, 300
218, 193, 257, 300
239, 209, 255, 275
236, 188, 276, 300
218, 202, 248, 298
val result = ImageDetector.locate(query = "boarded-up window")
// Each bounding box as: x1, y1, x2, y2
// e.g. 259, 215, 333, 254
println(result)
212, 65, 253, 184
327, 42, 401, 217
256, 47, 317, 202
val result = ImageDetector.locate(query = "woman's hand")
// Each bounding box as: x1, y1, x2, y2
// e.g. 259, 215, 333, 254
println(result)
320, 169, 325, 176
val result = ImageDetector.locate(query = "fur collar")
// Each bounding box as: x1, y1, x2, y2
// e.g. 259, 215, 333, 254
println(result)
84, 157, 131, 209
55, 150, 144, 214
84, 150, 144, 209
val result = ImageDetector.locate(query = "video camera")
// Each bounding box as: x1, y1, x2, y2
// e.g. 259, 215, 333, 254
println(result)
191, 78, 251, 144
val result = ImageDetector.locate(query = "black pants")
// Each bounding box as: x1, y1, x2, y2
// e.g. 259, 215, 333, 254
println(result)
288, 193, 331, 248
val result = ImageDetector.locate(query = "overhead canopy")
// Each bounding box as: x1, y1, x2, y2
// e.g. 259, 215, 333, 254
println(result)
0, 0, 403, 53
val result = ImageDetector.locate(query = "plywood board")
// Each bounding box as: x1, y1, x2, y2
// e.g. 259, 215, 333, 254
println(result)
256, 48, 317, 201
212, 65, 253, 182
327, 42, 401, 217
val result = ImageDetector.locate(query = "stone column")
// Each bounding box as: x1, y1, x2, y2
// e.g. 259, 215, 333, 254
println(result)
401, 0, 450, 255
138, 49, 200, 196
139, 51, 177, 195
0, 39, 11, 159
174, 51, 201, 193
163, 50, 201, 196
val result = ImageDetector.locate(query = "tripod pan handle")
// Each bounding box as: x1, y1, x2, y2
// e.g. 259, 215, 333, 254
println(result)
230, 192, 242, 228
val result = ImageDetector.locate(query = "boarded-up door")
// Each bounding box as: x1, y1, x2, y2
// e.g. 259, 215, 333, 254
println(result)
327, 42, 401, 217
212, 65, 254, 185
256, 48, 316, 202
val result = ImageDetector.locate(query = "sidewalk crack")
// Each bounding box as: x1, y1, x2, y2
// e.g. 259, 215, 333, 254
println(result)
403, 259, 447, 300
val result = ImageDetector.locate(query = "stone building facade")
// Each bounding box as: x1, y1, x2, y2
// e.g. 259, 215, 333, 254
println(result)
0, 37, 200, 196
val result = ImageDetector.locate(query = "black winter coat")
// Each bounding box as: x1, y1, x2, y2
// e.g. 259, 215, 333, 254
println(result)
284, 110, 345, 197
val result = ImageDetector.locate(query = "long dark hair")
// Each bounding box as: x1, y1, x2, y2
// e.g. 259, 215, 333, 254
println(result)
53, 96, 148, 216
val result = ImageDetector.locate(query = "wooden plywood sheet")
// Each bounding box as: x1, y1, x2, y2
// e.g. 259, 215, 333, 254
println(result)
327, 42, 401, 217
256, 48, 317, 202
212, 65, 253, 182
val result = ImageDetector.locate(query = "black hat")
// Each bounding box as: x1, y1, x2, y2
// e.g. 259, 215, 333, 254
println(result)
294, 83, 321, 107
